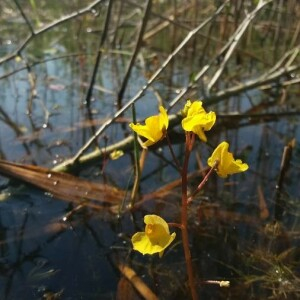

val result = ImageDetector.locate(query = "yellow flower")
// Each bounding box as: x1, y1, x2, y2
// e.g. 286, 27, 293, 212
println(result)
129, 106, 169, 147
131, 214, 176, 257
207, 141, 249, 178
181, 101, 216, 142
109, 149, 124, 160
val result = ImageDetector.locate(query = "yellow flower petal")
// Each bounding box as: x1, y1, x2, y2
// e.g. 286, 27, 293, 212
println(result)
129, 122, 156, 142
208, 141, 249, 178
109, 149, 124, 160
158, 106, 169, 131
192, 126, 207, 142
182, 100, 192, 117
131, 214, 176, 256
129, 106, 169, 147
181, 101, 216, 142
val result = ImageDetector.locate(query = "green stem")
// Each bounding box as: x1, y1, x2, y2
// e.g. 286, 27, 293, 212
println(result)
181, 132, 198, 300
130, 104, 141, 207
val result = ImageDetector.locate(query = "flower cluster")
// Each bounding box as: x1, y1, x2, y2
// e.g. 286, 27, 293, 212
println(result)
129, 100, 248, 256
182, 100, 216, 142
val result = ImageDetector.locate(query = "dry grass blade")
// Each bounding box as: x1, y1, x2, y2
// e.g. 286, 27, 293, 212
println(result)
0, 159, 125, 206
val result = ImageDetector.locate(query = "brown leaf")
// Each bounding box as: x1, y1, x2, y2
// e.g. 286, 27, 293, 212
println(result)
0, 159, 125, 207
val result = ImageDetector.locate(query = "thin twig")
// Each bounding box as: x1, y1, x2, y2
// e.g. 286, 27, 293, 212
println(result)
187, 161, 218, 204
13, 0, 34, 34
117, 0, 152, 109
85, 0, 114, 107
0, 49, 132, 81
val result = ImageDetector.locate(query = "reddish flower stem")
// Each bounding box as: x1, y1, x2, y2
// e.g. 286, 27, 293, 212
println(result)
187, 160, 218, 204
181, 132, 198, 300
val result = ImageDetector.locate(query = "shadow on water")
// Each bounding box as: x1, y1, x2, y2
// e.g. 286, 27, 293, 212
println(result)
0, 0, 299, 299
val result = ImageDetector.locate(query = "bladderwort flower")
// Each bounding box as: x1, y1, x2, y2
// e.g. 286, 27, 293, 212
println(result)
181, 100, 216, 142
109, 149, 124, 160
129, 106, 169, 147
207, 141, 249, 178
131, 215, 176, 257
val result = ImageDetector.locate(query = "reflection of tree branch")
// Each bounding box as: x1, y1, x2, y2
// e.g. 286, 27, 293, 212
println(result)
0, 52, 90, 80
18, 54, 38, 114
0, 107, 24, 136
0, 0, 104, 66
3, 226, 67, 299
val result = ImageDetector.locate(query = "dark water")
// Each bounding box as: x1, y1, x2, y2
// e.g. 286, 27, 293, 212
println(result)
0, 1, 299, 299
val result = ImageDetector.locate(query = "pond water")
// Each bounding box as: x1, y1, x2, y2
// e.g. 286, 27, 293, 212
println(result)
0, 1, 299, 299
